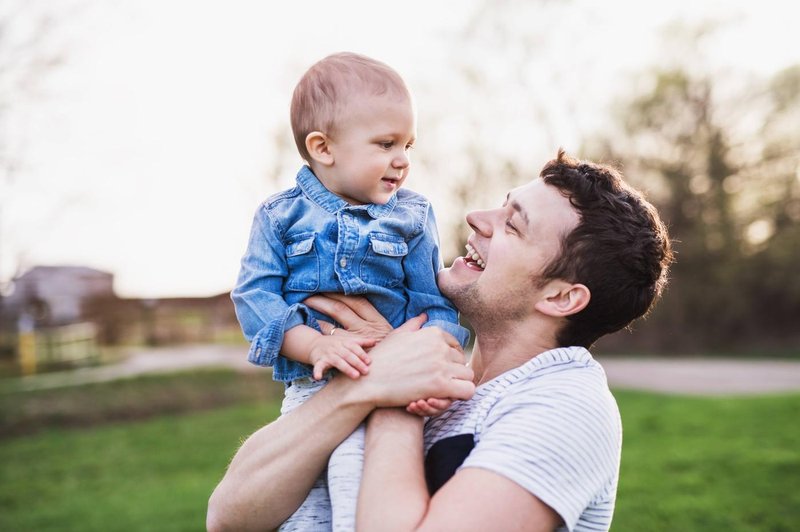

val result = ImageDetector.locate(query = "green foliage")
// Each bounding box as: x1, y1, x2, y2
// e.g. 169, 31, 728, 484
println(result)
593, 62, 800, 353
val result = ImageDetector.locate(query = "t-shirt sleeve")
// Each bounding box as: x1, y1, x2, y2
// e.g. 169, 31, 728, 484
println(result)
460, 371, 621, 531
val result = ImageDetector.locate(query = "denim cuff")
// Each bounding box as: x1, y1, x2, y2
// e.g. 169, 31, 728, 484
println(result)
247, 303, 319, 369
424, 319, 471, 349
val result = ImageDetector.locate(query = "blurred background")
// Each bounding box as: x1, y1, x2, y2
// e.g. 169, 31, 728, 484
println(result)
1, 1, 798, 530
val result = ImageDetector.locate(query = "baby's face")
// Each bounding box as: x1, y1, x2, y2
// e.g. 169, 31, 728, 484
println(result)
324, 94, 416, 205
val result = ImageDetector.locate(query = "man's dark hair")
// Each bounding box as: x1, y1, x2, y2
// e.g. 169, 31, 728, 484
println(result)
539, 149, 673, 348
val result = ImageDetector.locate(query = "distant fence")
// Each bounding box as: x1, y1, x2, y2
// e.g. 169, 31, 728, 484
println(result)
16, 322, 100, 375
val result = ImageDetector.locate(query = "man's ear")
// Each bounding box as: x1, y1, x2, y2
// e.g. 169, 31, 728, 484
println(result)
305, 131, 334, 166
534, 281, 590, 318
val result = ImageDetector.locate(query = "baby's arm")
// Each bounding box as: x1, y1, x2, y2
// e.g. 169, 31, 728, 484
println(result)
232, 207, 304, 370
402, 202, 471, 416
403, 203, 470, 347
281, 325, 375, 380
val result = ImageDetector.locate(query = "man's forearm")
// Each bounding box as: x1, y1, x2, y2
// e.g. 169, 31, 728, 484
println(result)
207, 321, 475, 532
207, 376, 373, 532
357, 409, 430, 532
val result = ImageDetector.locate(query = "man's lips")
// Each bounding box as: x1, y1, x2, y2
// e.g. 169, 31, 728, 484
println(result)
462, 257, 484, 271
452, 256, 484, 274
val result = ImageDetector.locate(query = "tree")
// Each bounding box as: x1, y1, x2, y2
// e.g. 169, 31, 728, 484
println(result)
588, 63, 800, 352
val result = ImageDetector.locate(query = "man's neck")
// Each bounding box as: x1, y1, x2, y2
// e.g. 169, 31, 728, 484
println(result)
469, 323, 557, 385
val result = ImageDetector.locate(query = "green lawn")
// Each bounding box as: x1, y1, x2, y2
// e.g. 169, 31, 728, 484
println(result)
614, 391, 800, 531
0, 402, 279, 531
1, 376, 798, 531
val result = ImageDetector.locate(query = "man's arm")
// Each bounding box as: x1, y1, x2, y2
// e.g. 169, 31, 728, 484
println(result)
206, 316, 475, 532
207, 374, 374, 532
357, 409, 561, 532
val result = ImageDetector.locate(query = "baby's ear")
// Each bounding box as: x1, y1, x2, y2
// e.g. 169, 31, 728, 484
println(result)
305, 132, 334, 166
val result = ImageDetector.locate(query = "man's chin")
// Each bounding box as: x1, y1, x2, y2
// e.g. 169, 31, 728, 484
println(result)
436, 266, 457, 298
438, 268, 476, 315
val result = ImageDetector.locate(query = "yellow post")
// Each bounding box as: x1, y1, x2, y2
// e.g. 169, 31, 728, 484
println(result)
18, 314, 37, 376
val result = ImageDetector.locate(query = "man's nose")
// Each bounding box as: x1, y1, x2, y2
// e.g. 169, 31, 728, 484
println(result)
466, 209, 493, 237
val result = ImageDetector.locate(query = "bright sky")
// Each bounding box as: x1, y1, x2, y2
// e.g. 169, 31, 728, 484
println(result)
3, 0, 799, 298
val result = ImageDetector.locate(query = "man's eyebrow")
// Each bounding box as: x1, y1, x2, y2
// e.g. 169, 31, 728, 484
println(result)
505, 192, 530, 229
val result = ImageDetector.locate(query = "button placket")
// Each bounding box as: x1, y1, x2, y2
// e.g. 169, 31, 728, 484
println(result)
335, 209, 360, 291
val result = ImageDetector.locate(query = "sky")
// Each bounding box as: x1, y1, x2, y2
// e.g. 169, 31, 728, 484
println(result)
3, 0, 799, 298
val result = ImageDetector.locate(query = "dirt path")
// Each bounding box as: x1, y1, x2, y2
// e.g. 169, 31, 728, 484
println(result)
13, 345, 254, 392
596, 357, 800, 396
11, 345, 800, 395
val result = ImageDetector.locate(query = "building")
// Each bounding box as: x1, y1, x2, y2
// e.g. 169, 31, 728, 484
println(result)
1, 266, 115, 328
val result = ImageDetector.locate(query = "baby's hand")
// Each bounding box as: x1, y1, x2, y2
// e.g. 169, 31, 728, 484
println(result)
406, 397, 453, 418
309, 334, 376, 380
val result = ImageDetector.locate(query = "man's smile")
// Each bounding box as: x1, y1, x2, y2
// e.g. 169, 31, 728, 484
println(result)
464, 242, 486, 270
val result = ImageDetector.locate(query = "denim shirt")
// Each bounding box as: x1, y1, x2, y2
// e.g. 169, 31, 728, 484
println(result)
232, 166, 470, 382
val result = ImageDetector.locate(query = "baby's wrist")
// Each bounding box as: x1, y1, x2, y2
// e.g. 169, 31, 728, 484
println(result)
307, 334, 326, 359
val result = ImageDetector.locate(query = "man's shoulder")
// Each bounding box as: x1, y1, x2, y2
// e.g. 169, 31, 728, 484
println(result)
485, 348, 619, 424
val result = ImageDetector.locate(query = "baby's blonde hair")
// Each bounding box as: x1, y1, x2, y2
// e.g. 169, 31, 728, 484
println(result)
290, 52, 411, 163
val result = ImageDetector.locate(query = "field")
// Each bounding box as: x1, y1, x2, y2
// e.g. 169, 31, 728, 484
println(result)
1, 370, 798, 531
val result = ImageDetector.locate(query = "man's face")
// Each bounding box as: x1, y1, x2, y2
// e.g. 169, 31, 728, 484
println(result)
438, 179, 581, 326
324, 93, 416, 205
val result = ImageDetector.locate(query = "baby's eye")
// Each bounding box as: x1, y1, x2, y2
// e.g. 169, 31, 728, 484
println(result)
405, 143, 415, 151
378, 141, 394, 149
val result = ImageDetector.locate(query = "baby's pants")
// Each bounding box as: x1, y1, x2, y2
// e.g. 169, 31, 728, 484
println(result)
277, 378, 364, 532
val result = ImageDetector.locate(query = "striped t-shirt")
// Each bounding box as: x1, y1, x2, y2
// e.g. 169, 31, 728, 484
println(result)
423, 346, 622, 532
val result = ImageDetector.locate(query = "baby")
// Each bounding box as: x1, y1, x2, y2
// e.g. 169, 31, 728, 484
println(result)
232, 52, 469, 531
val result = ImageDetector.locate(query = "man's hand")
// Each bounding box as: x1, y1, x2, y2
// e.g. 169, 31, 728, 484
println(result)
308, 333, 376, 380
356, 318, 475, 408
305, 293, 393, 343
304, 294, 476, 407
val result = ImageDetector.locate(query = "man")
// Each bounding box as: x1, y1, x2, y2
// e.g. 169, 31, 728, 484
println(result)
207, 150, 672, 531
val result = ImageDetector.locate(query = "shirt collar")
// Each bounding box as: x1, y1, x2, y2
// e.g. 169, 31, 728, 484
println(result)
296, 166, 397, 219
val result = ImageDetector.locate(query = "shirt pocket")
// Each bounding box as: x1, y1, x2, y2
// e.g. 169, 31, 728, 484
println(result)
360, 232, 409, 288
285, 232, 320, 292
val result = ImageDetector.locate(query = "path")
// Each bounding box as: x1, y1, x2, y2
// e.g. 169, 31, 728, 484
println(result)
596, 357, 800, 396
9, 345, 800, 395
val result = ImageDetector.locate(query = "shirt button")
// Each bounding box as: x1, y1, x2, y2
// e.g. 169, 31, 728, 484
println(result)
339, 258, 347, 268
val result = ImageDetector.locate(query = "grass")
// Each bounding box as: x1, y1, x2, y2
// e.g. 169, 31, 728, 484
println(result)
0, 402, 279, 531
0, 374, 798, 531
0, 368, 282, 438
613, 390, 800, 531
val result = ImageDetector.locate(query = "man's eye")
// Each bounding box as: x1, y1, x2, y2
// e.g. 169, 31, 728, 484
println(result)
506, 220, 517, 232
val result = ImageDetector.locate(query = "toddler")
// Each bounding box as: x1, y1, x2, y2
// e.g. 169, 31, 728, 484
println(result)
232, 52, 469, 531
